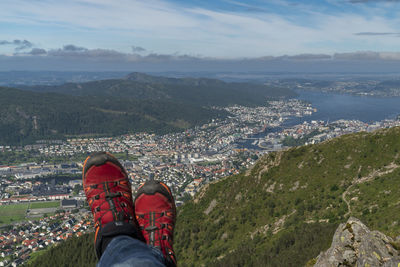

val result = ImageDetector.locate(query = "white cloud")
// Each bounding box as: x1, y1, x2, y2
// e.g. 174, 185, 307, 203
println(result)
0, 0, 400, 57
334, 51, 400, 60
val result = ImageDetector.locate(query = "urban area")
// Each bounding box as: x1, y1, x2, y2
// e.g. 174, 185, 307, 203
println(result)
1, 99, 400, 266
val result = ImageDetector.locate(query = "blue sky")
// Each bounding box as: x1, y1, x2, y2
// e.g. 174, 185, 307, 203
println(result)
1, 0, 400, 71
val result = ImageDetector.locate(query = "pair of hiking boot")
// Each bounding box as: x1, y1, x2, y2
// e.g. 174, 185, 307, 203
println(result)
82, 152, 176, 266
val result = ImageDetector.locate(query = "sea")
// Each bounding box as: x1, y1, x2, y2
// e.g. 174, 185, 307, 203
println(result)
238, 90, 400, 149
286, 90, 400, 125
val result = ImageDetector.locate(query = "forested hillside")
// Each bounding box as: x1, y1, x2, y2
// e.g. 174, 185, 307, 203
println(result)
24, 233, 96, 267
0, 86, 223, 144
21, 72, 296, 107
27, 126, 400, 266
2, 73, 295, 145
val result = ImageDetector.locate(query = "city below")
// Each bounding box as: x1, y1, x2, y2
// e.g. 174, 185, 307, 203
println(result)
1, 98, 400, 266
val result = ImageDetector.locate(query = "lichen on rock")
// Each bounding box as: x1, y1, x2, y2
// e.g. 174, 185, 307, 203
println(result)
314, 217, 400, 266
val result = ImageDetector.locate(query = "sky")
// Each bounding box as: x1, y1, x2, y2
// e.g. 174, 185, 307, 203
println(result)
1, 0, 400, 72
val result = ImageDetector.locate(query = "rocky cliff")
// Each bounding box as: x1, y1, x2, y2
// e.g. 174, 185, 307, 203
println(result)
315, 217, 400, 267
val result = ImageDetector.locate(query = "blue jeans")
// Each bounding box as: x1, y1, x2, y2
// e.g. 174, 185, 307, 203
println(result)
97, 235, 166, 267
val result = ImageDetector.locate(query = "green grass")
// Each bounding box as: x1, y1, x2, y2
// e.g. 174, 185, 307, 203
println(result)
348, 168, 400, 237
0, 201, 60, 225
174, 127, 400, 266
24, 248, 49, 265
29, 201, 60, 209
0, 150, 89, 165
0, 203, 29, 224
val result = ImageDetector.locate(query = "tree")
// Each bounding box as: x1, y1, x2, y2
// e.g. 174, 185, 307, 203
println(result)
73, 184, 82, 195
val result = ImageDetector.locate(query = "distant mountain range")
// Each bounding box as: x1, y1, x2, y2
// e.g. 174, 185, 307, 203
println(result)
22, 72, 296, 106
0, 73, 295, 144
26, 126, 400, 266
279, 78, 400, 97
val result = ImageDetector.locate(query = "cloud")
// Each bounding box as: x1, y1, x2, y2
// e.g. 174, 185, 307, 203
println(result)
63, 44, 88, 52
222, 0, 269, 12
333, 51, 400, 60
44, 45, 133, 60
4, 48, 400, 73
334, 51, 380, 60
0, 39, 33, 51
27, 48, 47, 55
47, 47, 128, 60
278, 54, 332, 60
13, 40, 33, 51
0, 1, 400, 57
354, 32, 400, 36
132, 46, 146, 53
15, 44, 200, 62
11, 43, 400, 63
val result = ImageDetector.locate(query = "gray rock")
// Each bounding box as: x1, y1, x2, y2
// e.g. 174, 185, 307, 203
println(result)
343, 250, 357, 264
382, 258, 400, 267
314, 217, 400, 267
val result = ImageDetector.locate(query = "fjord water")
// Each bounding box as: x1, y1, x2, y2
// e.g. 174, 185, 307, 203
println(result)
239, 90, 400, 149
285, 90, 400, 126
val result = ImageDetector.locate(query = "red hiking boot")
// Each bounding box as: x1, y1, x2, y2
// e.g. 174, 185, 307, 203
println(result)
83, 152, 143, 258
135, 180, 177, 266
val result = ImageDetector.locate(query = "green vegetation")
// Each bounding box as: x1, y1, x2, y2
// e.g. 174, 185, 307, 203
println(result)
24, 249, 50, 266
73, 184, 82, 196
0, 150, 88, 165
26, 72, 296, 107
29, 201, 59, 209
0, 202, 59, 225
2, 73, 295, 145
24, 233, 97, 267
28, 126, 400, 267
0, 86, 224, 145
281, 130, 321, 147
174, 126, 400, 266
0, 203, 29, 224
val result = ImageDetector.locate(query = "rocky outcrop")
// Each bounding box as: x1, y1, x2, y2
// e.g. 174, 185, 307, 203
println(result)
315, 217, 400, 267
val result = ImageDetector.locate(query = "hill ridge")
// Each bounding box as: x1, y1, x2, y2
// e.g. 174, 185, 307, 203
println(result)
19, 72, 296, 106
174, 126, 400, 266
0, 85, 223, 144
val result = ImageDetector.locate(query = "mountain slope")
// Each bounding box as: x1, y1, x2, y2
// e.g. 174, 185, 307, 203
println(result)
24, 233, 96, 267
174, 126, 400, 266
0, 86, 223, 144
21, 72, 296, 107
26, 127, 400, 266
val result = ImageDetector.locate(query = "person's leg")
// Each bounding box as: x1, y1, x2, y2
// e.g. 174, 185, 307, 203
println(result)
97, 235, 165, 267
135, 180, 177, 267
83, 152, 165, 266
